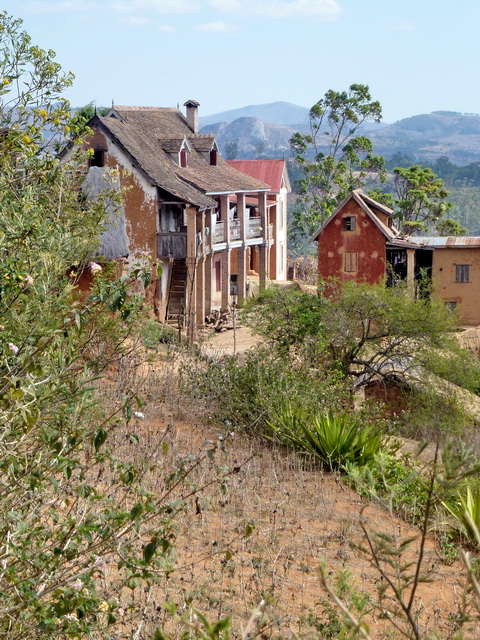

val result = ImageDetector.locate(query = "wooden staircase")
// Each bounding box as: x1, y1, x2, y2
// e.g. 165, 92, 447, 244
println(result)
166, 259, 188, 325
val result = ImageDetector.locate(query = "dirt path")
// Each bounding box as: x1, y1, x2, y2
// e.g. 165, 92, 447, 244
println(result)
201, 325, 263, 356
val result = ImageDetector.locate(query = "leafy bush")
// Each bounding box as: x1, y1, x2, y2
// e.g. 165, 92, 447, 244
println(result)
424, 343, 480, 394
268, 402, 383, 471
179, 346, 349, 432
444, 485, 480, 547
346, 450, 430, 525
390, 384, 475, 442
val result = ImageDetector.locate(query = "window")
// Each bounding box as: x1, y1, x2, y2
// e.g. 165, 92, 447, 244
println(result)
343, 216, 356, 231
180, 148, 187, 168
89, 148, 105, 168
456, 264, 470, 283
344, 251, 358, 273
445, 301, 457, 312
210, 149, 217, 166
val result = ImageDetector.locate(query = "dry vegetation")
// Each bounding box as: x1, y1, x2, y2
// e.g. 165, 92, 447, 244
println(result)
99, 343, 480, 638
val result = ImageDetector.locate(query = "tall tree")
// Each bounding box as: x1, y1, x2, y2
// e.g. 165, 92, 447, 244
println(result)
290, 84, 385, 239
370, 165, 465, 235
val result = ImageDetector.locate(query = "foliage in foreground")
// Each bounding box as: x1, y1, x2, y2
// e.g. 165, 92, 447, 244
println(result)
444, 486, 480, 548
0, 12, 233, 639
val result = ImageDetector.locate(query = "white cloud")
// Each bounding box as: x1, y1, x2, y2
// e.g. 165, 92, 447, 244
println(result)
208, 0, 341, 19
196, 20, 233, 31
24, 1, 95, 13
158, 24, 176, 31
111, 0, 199, 13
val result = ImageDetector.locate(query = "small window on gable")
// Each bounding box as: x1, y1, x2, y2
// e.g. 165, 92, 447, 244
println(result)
90, 148, 105, 168
210, 149, 217, 166
180, 148, 187, 168
343, 216, 356, 231
344, 251, 358, 273
456, 264, 470, 283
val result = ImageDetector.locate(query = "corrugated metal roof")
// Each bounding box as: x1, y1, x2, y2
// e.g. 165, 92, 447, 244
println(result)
409, 237, 480, 248
227, 160, 288, 194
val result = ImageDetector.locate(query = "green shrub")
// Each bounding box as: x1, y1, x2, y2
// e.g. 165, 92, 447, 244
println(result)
346, 450, 429, 525
444, 485, 480, 547
268, 402, 383, 471
179, 346, 349, 433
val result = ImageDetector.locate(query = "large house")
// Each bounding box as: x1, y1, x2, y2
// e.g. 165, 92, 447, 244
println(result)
68, 101, 288, 329
226, 160, 290, 282
312, 189, 480, 325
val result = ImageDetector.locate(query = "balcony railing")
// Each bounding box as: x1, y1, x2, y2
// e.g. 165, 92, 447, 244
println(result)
211, 217, 264, 244
157, 232, 187, 259
230, 219, 240, 241
212, 221, 225, 244
247, 217, 262, 239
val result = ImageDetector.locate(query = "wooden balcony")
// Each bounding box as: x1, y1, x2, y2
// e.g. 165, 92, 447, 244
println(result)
157, 232, 187, 259
247, 217, 262, 239
212, 221, 225, 244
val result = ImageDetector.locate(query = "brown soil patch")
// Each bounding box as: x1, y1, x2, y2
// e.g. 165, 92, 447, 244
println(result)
105, 353, 480, 638
201, 326, 263, 357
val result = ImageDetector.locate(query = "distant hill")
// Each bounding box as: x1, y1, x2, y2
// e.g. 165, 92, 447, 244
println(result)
199, 101, 309, 127
201, 116, 296, 159
369, 111, 480, 165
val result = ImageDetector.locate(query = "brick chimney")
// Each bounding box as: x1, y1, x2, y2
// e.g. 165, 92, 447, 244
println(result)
184, 99, 200, 133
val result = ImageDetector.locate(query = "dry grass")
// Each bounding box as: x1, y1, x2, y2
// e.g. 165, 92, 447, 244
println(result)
93, 345, 480, 639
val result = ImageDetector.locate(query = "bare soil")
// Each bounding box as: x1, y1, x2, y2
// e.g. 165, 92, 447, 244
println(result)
107, 340, 480, 639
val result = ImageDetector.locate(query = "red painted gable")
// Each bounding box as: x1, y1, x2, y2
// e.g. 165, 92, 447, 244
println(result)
318, 199, 387, 284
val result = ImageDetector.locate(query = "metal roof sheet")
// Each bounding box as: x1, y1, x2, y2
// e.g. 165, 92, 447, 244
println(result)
409, 237, 480, 248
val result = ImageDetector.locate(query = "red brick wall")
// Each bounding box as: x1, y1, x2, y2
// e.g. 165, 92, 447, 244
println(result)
317, 200, 387, 285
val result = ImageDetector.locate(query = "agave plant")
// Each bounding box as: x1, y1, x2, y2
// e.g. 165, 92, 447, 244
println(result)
444, 485, 480, 547
268, 402, 382, 471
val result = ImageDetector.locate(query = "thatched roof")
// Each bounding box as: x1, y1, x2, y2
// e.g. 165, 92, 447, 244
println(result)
83, 167, 129, 260
92, 107, 270, 209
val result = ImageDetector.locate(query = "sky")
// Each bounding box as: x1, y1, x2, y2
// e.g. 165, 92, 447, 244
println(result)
2, 0, 480, 124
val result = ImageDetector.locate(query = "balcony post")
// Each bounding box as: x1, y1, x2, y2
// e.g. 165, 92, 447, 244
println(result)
237, 192, 247, 303
185, 206, 197, 341
205, 208, 214, 315
195, 210, 205, 327
219, 194, 230, 244
258, 191, 268, 291
221, 249, 231, 310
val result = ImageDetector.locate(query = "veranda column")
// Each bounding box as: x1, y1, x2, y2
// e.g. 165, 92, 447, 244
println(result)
195, 210, 206, 327
205, 208, 214, 316
185, 206, 197, 341
407, 248, 416, 297
258, 191, 268, 291
237, 192, 247, 303
220, 195, 231, 309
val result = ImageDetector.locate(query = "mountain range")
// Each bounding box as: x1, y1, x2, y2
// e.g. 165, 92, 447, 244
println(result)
199, 103, 480, 165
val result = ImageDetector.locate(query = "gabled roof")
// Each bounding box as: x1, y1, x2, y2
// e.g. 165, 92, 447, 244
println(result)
226, 159, 291, 194
92, 106, 269, 209
310, 189, 400, 242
